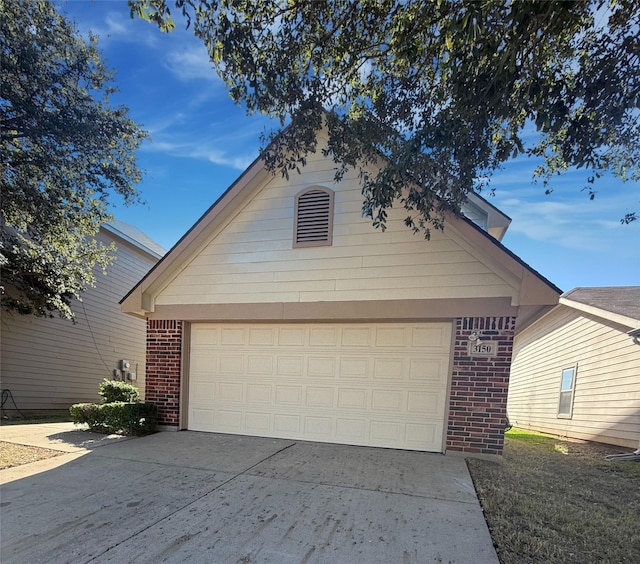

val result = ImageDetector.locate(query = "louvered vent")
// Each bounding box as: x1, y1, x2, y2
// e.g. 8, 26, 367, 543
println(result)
294, 189, 333, 247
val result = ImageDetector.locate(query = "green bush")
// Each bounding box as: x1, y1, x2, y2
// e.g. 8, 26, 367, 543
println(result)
70, 403, 105, 430
99, 378, 139, 403
70, 402, 157, 435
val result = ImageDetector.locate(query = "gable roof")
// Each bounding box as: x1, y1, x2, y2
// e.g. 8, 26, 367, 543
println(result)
120, 144, 560, 323
560, 286, 640, 329
104, 219, 167, 260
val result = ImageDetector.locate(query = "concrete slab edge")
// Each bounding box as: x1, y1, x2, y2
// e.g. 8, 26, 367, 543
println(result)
0, 451, 88, 485
446, 450, 504, 464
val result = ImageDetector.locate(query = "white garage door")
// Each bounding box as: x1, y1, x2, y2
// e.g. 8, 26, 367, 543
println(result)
188, 322, 452, 452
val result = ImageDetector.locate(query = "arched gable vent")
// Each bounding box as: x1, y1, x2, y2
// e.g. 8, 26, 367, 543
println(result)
293, 187, 334, 247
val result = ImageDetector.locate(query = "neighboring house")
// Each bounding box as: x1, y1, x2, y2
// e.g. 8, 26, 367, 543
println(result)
121, 131, 560, 457
1, 220, 165, 416
508, 287, 640, 449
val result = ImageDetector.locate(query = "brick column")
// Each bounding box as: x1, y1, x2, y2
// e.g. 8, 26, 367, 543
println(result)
446, 316, 515, 456
146, 320, 183, 426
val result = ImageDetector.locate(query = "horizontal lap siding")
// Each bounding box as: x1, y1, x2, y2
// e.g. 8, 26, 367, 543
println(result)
1, 232, 157, 411
508, 306, 640, 448
155, 150, 516, 307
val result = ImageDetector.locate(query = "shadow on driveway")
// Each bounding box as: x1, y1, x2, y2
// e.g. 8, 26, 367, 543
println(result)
0, 431, 499, 563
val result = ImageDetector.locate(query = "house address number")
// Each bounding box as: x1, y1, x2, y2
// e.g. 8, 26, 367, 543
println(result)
468, 341, 497, 357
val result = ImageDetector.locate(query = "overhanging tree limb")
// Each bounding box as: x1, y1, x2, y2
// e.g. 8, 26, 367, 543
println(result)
130, 0, 638, 228
1, 0, 148, 319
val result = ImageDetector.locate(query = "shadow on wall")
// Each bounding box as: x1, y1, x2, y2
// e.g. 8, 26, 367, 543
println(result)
509, 408, 640, 452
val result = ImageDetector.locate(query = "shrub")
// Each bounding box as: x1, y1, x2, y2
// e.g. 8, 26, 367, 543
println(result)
99, 378, 139, 403
70, 402, 157, 436
69, 403, 106, 431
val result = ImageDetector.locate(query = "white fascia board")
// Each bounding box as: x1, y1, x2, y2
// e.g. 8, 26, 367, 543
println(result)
560, 297, 639, 331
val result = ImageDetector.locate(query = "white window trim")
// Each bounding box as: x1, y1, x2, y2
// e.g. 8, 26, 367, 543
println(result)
557, 364, 577, 419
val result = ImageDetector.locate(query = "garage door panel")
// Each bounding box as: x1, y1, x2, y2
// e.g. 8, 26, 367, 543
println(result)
376, 326, 408, 347
191, 408, 214, 427
249, 327, 274, 345
191, 382, 215, 402
192, 326, 219, 345
407, 390, 446, 415
246, 412, 270, 432
304, 416, 333, 437
246, 384, 271, 403
276, 356, 303, 376
274, 414, 301, 433
189, 322, 451, 452
409, 357, 450, 383
220, 327, 246, 346
373, 358, 405, 380
218, 382, 243, 402
341, 327, 371, 347
217, 410, 243, 430
336, 418, 367, 441
337, 388, 368, 409
307, 357, 336, 378
406, 422, 443, 450
411, 325, 451, 349
247, 355, 273, 375
339, 357, 370, 379
305, 387, 334, 408
370, 420, 402, 442
278, 328, 305, 346
275, 385, 303, 406
309, 327, 339, 346
371, 390, 404, 412
190, 352, 218, 372
220, 354, 244, 374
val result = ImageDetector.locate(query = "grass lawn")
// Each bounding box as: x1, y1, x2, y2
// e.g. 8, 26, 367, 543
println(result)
467, 429, 640, 563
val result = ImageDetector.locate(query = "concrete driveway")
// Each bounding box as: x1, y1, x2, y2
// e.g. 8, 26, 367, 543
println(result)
0, 424, 498, 563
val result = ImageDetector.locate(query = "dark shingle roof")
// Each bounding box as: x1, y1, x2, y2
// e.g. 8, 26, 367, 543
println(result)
562, 287, 640, 324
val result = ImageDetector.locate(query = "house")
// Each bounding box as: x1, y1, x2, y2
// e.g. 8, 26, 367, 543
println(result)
121, 131, 560, 457
508, 286, 640, 449
0, 220, 165, 416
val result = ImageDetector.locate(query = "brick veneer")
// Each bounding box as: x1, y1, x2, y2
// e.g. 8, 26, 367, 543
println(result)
146, 320, 183, 426
446, 316, 515, 456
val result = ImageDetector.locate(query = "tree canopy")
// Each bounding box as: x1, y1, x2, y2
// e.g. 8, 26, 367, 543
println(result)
1, 0, 148, 318
131, 0, 639, 231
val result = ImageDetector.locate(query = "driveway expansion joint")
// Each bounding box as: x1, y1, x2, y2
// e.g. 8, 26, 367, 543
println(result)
244, 471, 479, 506
84, 441, 298, 563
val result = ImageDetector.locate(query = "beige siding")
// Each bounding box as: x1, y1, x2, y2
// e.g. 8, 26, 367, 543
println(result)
155, 149, 517, 308
508, 306, 640, 448
0, 230, 158, 413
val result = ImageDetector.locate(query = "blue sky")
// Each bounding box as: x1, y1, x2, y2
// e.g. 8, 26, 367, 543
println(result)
62, 0, 639, 292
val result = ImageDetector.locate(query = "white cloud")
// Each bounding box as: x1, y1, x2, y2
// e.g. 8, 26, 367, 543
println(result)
496, 193, 637, 254
141, 137, 255, 171
164, 45, 220, 83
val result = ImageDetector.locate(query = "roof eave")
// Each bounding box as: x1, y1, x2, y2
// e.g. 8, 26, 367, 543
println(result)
559, 296, 639, 330
120, 154, 267, 313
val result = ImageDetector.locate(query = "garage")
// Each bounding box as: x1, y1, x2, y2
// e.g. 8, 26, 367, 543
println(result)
188, 322, 452, 452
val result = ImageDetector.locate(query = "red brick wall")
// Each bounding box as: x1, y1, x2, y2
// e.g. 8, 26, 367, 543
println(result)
146, 320, 182, 426
446, 316, 515, 456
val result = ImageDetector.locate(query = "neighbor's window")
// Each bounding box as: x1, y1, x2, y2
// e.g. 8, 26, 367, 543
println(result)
293, 187, 334, 247
558, 365, 576, 418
